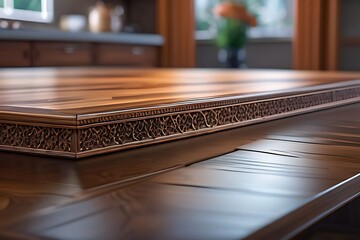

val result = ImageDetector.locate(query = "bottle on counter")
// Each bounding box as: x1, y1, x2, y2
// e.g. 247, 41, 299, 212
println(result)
88, 1, 125, 33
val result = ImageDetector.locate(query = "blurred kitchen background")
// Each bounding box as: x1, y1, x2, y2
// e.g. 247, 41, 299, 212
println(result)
0, 0, 359, 70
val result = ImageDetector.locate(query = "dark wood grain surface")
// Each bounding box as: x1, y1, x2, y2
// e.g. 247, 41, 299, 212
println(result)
0, 103, 358, 240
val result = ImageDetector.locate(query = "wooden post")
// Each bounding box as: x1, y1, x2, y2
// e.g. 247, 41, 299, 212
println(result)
324, 0, 340, 70
156, 0, 195, 67
293, 0, 340, 71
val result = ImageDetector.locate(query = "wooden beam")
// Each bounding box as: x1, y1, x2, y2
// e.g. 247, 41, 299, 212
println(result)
156, 0, 195, 67
293, 0, 304, 69
324, 0, 340, 70
156, 0, 169, 67
293, 0, 340, 71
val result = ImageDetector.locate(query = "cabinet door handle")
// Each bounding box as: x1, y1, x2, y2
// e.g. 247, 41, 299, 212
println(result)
63, 46, 76, 54
131, 47, 143, 56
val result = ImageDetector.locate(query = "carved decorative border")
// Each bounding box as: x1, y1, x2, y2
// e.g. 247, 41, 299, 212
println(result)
0, 124, 73, 152
78, 87, 360, 152
0, 86, 359, 158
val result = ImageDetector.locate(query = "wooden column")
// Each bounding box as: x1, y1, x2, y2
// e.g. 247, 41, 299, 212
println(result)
293, 0, 340, 71
156, 0, 195, 67
324, 0, 340, 70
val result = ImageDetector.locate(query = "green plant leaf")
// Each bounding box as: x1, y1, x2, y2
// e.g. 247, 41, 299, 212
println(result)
215, 18, 247, 48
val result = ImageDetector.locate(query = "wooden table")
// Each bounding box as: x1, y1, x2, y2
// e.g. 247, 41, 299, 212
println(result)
0, 103, 359, 240
0, 68, 359, 239
0, 68, 359, 158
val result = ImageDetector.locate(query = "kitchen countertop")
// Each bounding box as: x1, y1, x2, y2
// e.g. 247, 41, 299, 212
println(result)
0, 29, 164, 45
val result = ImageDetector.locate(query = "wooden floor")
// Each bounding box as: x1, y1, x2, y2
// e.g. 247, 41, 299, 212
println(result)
0, 103, 359, 240
1, 68, 359, 158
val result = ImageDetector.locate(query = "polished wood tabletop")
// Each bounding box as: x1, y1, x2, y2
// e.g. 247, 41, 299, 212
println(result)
0, 103, 359, 240
1, 68, 359, 158
0, 67, 359, 115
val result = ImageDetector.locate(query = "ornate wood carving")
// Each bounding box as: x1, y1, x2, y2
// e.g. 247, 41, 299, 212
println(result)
1, 86, 359, 158
0, 124, 73, 152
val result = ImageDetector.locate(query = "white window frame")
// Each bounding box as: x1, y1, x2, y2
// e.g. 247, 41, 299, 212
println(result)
0, 0, 53, 23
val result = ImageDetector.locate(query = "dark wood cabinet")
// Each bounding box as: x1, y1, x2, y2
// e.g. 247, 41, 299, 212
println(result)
0, 41, 160, 67
33, 42, 93, 66
96, 44, 158, 66
0, 41, 31, 67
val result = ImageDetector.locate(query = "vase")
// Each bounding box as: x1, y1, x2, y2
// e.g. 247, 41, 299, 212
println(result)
218, 48, 246, 69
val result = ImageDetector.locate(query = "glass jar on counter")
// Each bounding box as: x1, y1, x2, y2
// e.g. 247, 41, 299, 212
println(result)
88, 1, 125, 33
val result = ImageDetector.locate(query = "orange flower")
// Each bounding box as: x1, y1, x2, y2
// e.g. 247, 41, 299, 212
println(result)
213, 1, 257, 26
246, 15, 257, 27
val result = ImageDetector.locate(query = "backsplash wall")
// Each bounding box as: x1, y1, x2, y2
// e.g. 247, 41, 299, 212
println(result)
9, 0, 156, 33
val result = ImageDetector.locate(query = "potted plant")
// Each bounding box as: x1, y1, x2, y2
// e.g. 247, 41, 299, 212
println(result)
213, 1, 257, 68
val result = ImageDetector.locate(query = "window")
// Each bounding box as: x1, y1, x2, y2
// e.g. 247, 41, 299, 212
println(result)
0, 0, 53, 23
195, 0, 294, 40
